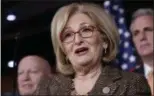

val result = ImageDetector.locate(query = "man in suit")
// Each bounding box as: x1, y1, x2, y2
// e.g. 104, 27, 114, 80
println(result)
17, 55, 53, 96
130, 8, 153, 95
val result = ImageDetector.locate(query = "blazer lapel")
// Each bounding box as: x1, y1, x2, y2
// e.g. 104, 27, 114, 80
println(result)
89, 65, 122, 95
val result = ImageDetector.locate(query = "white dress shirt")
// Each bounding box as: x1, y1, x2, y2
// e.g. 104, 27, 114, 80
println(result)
144, 64, 153, 78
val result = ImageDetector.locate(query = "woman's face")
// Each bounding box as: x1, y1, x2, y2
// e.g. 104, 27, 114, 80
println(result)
61, 13, 105, 68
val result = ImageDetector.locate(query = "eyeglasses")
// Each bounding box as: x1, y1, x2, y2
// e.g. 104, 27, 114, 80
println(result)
61, 25, 97, 43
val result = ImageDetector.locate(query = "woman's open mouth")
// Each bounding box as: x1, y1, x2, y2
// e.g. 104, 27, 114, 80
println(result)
75, 47, 89, 56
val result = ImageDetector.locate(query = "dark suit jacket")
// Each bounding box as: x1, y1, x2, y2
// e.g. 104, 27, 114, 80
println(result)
34, 65, 151, 96
2, 92, 20, 96
131, 64, 145, 75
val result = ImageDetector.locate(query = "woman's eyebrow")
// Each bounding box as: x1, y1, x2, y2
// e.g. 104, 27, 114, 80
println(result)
80, 22, 89, 26
64, 26, 71, 30
63, 22, 91, 32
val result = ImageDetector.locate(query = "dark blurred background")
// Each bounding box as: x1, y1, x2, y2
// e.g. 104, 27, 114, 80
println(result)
1, 0, 153, 93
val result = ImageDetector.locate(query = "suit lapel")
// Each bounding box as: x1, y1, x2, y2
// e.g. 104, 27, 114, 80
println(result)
134, 64, 145, 75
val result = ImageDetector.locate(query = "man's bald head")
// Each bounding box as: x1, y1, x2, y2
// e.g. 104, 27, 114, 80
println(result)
17, 55, 52, 95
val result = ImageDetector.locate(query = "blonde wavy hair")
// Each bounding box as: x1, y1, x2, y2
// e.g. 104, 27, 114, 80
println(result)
51, 3, 119, 75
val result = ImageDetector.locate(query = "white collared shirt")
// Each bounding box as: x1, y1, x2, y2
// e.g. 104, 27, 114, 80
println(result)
144, 64, 153, 78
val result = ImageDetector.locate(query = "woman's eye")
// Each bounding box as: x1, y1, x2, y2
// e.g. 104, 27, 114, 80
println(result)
82, 27, 93, 33
83, 28, 91, 32
64, 32, 72, 38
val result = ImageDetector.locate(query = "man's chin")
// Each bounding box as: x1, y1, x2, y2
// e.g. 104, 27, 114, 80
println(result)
139, 51, 153, 57
20, 91, 33, 95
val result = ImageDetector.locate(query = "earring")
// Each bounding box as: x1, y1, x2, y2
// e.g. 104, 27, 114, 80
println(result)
104, 48, 107, 54
103, 43, 108, 54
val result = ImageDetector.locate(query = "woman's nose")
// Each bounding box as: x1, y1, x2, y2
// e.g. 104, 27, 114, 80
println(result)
74, 33, 83, 45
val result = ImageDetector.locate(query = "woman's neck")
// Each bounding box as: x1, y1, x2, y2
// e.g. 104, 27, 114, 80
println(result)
74, 63, 102, 80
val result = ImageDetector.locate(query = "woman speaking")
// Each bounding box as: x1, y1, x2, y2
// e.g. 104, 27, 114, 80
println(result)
34, 2, 151, 96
